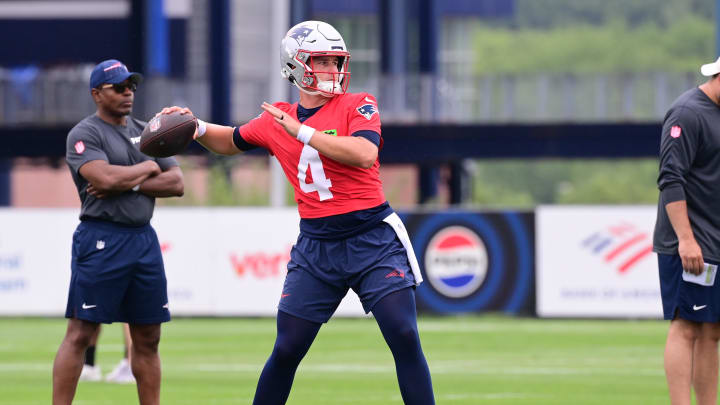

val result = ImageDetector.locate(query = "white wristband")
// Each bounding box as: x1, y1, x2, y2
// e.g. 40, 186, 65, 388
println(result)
297, 124, 315, 144
196, 119, 207, 138
132, 184, 140, 192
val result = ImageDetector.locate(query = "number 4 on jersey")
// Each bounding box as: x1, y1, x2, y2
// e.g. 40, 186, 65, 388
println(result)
297, 145, 333, 200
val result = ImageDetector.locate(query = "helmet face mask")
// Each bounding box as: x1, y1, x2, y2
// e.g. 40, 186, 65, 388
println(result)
281, 21, 351, 97
299, 52, 350, 96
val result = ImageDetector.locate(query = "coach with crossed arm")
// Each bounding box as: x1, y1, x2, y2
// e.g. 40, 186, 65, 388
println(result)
654, 56, 720, 405
52, 59, 183, 405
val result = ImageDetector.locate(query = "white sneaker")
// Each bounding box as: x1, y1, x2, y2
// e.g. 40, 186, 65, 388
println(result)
104, 359, 135, 384
79, 364, 102, 382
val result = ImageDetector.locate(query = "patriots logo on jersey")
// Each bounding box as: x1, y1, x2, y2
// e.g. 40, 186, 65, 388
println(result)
357, 104, 378, 120
288, 26, 313, 46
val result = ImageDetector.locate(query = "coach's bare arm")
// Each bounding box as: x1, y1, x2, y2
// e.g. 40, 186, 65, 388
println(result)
135, 166, 184, 197
80, 159, 160, 193
665, 200, 704, 275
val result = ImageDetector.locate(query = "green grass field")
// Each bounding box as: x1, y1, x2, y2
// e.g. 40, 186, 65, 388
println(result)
1, 316, 672, 404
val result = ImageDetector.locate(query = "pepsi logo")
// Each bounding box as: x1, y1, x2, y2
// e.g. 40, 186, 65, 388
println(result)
425, 226, 488, 298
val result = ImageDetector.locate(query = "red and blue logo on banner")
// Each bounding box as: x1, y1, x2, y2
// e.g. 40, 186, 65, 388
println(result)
425, 226, 488, 298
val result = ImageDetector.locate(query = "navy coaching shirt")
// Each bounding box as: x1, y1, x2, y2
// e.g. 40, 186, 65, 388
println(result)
654, 87, 720, 262
66, 114, 178, 226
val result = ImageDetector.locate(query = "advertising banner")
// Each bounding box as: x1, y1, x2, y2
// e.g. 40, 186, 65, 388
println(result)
153, 208, 365, 317
1, 208, 541, 317
536, 205, 662, 318
403, 211, 535, 315
0, 208, 366, 317
0, 209, 77, 315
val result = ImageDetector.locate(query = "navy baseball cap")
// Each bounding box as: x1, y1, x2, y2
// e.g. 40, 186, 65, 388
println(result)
89, 59, 143, 89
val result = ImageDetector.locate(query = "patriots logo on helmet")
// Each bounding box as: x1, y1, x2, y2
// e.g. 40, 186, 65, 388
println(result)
357, 104, 377, 120
288, 26, 313, 46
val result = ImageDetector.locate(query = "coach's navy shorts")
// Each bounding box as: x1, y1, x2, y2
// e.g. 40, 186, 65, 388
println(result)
659, 253, 720, 322
65, 220, 170, 324
279, 222, 416, 323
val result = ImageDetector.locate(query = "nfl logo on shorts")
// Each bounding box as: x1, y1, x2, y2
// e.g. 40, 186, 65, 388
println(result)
424, 226, 488, 298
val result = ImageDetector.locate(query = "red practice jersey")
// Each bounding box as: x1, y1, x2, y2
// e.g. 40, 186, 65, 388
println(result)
239, 92, 385, 219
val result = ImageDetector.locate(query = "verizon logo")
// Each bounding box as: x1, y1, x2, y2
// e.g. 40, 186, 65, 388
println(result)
230, 247, 291, 279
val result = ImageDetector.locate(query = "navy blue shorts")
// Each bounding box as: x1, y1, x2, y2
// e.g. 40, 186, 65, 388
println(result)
65, 220, 170, 324
659, 253, 720, 322
279, 222, 416, 323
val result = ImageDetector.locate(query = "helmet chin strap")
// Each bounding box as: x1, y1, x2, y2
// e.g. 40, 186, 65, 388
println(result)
293, 79, 339, 97
294, 81, 321, 96
316, 80, 341, 95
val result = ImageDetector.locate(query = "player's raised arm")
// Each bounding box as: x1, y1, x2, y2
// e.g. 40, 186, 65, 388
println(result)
158, 106, 239, 155
308, 131, 377, 168
261, 102, 378, 168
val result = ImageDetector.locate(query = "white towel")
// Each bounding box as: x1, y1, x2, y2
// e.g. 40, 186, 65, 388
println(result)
382, 212, 423, 285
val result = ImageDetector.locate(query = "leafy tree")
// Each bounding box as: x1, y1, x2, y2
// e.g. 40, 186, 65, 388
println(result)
473, 17, 713, 74
207, 163, 238, 206
511, 0, 713, 28
471, 159, 659, 206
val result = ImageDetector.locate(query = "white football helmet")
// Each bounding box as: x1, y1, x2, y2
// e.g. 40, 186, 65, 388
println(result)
280, 20, 351, 97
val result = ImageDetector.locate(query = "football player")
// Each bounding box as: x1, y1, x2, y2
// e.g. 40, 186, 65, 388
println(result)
161, 20, 435, 404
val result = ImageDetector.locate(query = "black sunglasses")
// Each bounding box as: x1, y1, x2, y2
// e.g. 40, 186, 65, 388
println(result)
100, 82, 137, 93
